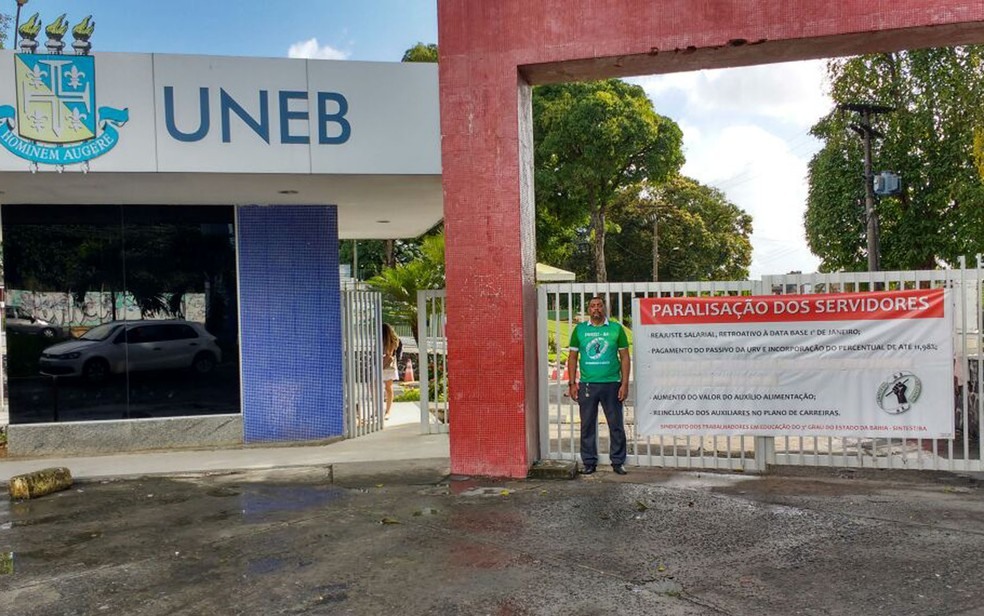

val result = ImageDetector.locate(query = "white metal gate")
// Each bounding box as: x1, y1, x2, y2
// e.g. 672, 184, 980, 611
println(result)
417, 290, 450, 434
539, 260, 984, 473
341, 288, 383, 438
761, 259, 982, 472
539, 280, 763, 471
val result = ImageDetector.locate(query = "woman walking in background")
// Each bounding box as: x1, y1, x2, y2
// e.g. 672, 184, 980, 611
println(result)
382, 323, 401, 420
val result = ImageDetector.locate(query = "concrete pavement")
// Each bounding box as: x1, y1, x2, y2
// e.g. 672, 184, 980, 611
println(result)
5, 401, 984, 613
3, 458, 984, 614
0, 402, 448, 482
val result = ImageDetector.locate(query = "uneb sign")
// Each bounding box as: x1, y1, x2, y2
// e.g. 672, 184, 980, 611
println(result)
162, 87, 351, 145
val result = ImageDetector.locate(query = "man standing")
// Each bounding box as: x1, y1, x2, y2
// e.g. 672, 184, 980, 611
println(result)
567, 296, 630, 475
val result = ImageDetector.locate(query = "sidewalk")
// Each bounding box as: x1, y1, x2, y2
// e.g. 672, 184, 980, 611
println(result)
0, 402, 448, 482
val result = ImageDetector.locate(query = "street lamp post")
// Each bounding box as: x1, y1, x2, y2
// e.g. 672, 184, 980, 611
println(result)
13, 0, 29, 50
648, 210, 659, 282
838, 102, 895, 272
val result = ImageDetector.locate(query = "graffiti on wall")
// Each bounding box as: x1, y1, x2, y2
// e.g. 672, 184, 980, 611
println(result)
5, 290, 207, 327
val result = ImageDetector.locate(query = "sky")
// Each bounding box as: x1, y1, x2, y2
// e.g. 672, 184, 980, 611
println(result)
3, 1, 830, 279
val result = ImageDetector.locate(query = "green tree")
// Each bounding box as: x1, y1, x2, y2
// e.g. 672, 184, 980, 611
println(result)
367, 232, 445, 338
0, 13, 9, 49
806, 47, 984, 271
607, 177, 753, 281
533, 80, 684, 282
402, 42, 438, 63
340, 239, 425, 280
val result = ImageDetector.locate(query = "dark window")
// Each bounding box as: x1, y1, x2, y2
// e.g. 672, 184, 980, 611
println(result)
2, 204, 240, 424
165, 324, 199, 340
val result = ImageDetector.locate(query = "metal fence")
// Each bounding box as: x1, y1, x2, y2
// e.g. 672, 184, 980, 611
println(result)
761, 259, 982, 471
418, 262, 983, 472
538, 280, 763, 471
341, 288, 383, 438
540, 261, 984, 473
417, 290, 450, 434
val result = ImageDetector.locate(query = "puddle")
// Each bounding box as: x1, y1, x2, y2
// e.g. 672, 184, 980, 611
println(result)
458, 487, 514, 498
658, 472, 758, 490
238, 485, 348, 521
206, 487, 241, 498
247, 556, 286, 575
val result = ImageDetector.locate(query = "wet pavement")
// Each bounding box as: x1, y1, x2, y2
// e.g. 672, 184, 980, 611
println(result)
2, 463, 984, 615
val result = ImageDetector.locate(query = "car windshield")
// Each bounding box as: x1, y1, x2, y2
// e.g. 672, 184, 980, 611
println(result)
80, 323, 121, 341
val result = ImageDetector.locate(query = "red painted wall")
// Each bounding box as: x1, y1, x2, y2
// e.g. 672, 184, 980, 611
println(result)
437, 0, 984, 477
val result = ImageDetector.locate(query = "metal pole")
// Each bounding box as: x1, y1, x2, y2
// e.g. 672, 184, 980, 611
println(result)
651, 213, 659, 282
352, 239, 358, 280
861, 109, 880, 272
840, 102, 893, 272
13, 4, 22, 50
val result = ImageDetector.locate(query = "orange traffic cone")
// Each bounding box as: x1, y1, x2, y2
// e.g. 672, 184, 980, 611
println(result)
404, 358, 415, 382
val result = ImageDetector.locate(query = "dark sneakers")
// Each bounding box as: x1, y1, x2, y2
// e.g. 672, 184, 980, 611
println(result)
581, 464, 626, 475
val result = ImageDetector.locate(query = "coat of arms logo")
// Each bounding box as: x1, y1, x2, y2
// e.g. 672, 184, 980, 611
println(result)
0, 14, 128, 170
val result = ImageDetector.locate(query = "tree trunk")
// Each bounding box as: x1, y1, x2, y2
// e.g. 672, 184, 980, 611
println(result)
591, 207, 607, 283
385, 240, 395, 268
652, 213, 659, 282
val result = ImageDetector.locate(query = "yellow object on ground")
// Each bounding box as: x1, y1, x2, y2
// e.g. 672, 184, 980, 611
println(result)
8, 467, 73, 500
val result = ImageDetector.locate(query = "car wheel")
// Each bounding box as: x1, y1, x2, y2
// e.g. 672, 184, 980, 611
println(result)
82, 358, 110, 382
192, 352, 216, 375
39, 327, 57, 338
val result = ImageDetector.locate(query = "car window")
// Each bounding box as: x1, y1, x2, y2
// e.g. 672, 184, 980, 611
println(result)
82, 323, 121, 341
165, 324, 199, 340
127, 325, 171, 344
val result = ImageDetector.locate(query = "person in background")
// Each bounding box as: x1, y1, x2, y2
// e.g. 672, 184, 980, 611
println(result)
382, 323, 401, 420
566, 296, 631, 475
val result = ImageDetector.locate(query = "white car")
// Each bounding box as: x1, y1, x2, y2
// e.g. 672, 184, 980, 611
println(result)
40, 320, 222, 381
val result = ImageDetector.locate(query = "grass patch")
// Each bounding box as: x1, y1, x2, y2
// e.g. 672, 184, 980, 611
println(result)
394, 387, 421, 402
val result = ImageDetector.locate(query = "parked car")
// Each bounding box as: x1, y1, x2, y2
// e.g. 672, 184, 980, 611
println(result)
39, 320, 222, 381
5, 306, 59, 337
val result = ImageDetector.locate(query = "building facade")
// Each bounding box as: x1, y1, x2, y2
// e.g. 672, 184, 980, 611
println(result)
0, 48, 441, 454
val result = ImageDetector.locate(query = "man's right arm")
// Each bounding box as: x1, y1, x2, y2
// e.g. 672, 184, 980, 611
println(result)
567, 325, 579, 398
566, 350, 578, 398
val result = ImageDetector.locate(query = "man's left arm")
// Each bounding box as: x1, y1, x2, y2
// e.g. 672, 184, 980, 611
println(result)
617, 325, 630, 401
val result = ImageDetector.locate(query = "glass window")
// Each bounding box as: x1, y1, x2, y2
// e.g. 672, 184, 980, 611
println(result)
2, 204, 240, 424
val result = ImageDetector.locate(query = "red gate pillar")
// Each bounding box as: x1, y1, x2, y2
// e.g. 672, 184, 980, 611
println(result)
437, 56, 539, 478
437, 0, 984, 478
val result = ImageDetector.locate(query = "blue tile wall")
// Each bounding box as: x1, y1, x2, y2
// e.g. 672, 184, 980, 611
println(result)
237, 205, 342, 442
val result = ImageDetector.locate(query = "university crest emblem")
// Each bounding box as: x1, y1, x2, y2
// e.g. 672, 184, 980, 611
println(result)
0, 14, 128, 169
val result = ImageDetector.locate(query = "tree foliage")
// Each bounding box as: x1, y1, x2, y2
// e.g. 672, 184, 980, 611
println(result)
806, 47, 984, 271
367, 232, 445, 338
533, 80, 684, 282
607, 177, 753, 282
402, 42, 438, 63
340, 239, 427, 280
0, 13, 9, 49
390, 45, 747, 285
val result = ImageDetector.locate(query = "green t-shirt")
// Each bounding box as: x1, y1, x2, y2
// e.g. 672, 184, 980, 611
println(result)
569, 319, 629, 383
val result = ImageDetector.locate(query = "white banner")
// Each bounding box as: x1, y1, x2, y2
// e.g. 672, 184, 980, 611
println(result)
632, 289, 954, 438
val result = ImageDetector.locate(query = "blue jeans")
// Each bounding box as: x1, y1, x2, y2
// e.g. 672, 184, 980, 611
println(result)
576, 381, 626, 466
